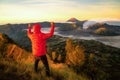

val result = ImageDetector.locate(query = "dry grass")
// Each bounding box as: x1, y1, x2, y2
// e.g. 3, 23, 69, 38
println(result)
0, 57, 90, 80
0, 33, 90, 80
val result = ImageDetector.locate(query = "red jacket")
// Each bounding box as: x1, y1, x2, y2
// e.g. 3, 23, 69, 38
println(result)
27, 23, 54, 56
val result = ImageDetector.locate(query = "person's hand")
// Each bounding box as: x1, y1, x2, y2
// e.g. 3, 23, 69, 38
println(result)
51, 22, 54, 26
28, 23, 31, 28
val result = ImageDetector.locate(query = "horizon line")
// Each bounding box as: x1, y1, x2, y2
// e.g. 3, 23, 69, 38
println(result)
0, 18, 120, 25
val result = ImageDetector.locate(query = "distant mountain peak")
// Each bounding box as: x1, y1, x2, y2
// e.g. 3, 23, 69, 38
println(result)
67, 18, 80, 22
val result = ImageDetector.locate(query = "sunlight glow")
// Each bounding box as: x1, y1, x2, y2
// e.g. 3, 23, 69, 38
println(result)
0, 0, 120, 24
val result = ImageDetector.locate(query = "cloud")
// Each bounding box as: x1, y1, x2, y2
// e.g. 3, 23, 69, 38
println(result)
20, 0, 74, 5
0, 0, 24, 4
83, 18, 120, 29
69, 0, 120, 5
1, 0, 120, 6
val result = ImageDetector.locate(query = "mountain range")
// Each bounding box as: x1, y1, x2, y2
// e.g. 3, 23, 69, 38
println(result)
0, 18, 120, 50
66, 17, 120, 27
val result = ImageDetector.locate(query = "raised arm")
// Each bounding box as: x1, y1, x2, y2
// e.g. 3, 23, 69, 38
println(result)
49, 22, 55, 35
27, 24, 32, 37
44, 22, 55, 39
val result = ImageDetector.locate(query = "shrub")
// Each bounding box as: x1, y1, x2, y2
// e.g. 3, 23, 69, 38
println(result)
65, 38, 85, 66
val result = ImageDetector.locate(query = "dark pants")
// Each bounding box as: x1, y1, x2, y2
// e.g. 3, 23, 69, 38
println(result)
34, 55, 50, 76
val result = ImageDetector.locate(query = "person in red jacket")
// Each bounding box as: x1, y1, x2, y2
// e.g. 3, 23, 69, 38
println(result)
27, 22, 55, 76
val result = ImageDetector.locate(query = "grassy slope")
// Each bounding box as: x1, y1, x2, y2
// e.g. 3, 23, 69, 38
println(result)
0, 33, 120, 80
0, 33, 90, 80
0, 58, 90, 80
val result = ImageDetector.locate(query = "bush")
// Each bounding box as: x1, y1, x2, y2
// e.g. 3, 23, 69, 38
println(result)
65, 38, 85, 66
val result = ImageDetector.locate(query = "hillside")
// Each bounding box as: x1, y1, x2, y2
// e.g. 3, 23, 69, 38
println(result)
0, 33, 33, 62
0, 33, 90, 80
0, 33, 120, 80
30, 34, 120, 80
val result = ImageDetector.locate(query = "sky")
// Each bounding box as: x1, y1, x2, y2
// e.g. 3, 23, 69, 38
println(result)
0, 0, 120, 24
